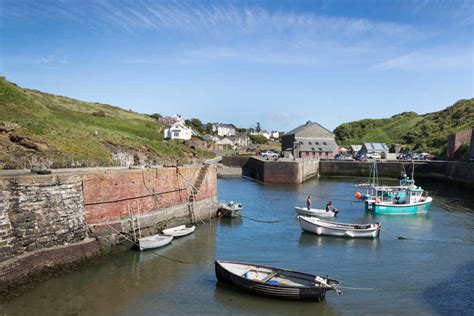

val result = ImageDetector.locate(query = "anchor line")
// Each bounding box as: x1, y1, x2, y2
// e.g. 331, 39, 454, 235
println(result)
241, 175, 363, 204
103, 222, 196, 264
240, 215, 295, 224
340, 279, 474, 292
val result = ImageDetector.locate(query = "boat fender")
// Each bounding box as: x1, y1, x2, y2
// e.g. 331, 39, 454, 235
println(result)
316, 227, 322, 235
375, 198, 381, 203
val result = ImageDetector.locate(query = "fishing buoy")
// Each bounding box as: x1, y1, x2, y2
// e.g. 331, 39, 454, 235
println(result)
316, 227, 322, 235
354, 192, 362, 199
376, 198, 381, 203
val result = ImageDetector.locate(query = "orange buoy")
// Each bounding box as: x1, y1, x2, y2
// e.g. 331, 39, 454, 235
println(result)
354, 192, 362, 199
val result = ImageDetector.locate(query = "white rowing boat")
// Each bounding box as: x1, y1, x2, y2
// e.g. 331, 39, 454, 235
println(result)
162, 225, 196, 237
138, 234, 173, 251
297, 215, 381, 238
294, 207, 337, 217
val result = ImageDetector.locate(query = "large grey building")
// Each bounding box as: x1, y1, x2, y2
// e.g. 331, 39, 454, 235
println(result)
281, 121, 338, 159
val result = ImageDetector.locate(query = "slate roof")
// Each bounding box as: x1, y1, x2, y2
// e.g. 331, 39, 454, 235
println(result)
363, 143, 389, 152
297, 138, 338, 152
285, 121, 334, 138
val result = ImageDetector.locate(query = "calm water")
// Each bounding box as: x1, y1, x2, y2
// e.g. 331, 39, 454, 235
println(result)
1, 177, 473, 315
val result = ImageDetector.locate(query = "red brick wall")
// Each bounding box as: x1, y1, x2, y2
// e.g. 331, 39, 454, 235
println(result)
447, 129, 473, 160
83, 166, 217, 224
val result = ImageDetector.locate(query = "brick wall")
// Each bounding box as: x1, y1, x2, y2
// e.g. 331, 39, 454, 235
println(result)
447, 129, 473, 160
83, 165, 217, 224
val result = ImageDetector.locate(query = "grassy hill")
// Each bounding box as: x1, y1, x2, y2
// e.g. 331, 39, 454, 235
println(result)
0, 78, 211, 169
334, 99, 474, 157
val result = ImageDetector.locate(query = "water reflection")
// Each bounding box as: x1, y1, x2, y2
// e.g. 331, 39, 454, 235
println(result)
217, 216, 243, 227
213, 279, 340, 316
298, 232, 380, 250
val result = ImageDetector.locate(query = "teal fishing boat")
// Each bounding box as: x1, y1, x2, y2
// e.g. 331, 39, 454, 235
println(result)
355, 161, 432, 215
363, 185, 432, 214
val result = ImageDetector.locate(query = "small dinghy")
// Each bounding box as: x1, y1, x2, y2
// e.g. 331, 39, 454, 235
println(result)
218, 200, 243, 218
138, 234, 173, 251
162, 225, 195, 237
298, 215, 381, 238
215, 260, 341, 301
294, 207, 338, 217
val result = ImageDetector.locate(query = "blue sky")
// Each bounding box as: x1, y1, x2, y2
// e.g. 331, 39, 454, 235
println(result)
1, 0, 473, 132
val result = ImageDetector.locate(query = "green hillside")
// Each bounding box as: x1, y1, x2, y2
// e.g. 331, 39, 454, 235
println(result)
0, 78, 210, 169
334, 99, 474, 157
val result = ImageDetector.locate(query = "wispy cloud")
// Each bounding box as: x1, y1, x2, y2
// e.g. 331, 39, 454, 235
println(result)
371, 50, 472, 72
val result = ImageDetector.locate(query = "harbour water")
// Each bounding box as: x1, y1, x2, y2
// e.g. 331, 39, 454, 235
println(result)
1, 177, 473, 315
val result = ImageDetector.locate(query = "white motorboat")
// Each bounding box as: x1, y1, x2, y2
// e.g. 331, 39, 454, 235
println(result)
294, 207, 337, 217
298, 215, 381, 238
162, 225, 196, 237
218, 200, 243, 218
138, 234, 173, 251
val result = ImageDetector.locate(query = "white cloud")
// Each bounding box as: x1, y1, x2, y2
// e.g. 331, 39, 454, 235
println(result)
371, 50, 472, 72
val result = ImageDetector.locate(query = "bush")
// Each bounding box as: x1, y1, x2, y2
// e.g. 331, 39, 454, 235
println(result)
92, 110, 106, 117
250, 135, 268, 144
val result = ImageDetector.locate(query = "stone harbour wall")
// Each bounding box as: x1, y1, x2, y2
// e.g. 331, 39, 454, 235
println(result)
0, 175, 87, 263
0, 164, 218, 294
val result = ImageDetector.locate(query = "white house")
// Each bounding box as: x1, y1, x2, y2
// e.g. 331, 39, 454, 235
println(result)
271, 131, 280, 139
220, 137, 236, 148
212, 124, 236, 137
163, 121, 194, 140
261, 130, 271, 139
228, 133, 251, 148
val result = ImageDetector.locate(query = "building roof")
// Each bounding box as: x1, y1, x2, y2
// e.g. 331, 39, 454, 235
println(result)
363, 143, 389, 152
298, 138, 338, 152
213, 123, 235, 129
284, 121, 334, 138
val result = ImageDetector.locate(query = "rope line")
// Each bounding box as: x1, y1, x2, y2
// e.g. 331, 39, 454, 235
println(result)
241, 215, 295, 224
241, 175, 363, 204
105, 222, 196, 264
84, 188, 186, 206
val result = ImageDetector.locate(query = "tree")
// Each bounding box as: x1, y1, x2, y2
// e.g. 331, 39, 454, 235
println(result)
149, 113, 162, 120
250, 135, 268, 144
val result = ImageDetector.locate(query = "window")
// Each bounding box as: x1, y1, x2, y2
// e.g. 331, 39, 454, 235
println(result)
173, 132, 179, 137
315, 142, 319, 145
318, 147, 322, 151
311, 147, 315, 151
308, 141, 312, 145
323, 142, 327, 145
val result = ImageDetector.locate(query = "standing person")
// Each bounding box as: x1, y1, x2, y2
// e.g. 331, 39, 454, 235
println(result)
306, 196, 312, 210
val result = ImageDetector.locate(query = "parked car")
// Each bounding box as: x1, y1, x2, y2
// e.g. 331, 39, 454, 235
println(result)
261, 151, 278, 158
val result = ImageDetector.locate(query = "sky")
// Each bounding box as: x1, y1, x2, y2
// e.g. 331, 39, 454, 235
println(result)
1, 0, 473, 132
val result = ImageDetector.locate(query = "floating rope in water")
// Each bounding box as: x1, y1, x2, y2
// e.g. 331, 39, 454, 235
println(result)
104, 223, 196, 264
241, 175, 363, 204
241, 215, 295, 224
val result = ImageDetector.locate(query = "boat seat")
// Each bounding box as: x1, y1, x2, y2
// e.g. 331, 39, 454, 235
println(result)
262, 271, 278, 283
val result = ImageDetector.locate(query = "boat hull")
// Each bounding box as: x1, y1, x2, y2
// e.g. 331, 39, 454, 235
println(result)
366, 198, 432, 215
139, 234, 173, 251
294, 207, 337, 217
215, 260, 337, 301
162, 225, 195, 237
298, 216, 380, 238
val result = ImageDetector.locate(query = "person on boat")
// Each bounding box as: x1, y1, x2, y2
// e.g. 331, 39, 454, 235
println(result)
306, 196, 312, 210
326, 201, 337, 213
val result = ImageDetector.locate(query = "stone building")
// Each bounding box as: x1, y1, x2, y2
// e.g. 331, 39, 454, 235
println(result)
447, 129, 473, 160
281, 121, 338, 159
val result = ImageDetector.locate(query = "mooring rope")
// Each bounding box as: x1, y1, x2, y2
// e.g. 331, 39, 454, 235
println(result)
241, 175, 363, 204
240, 215, 295, 224
340, 279, 474, 292
104, 223, 196, 264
